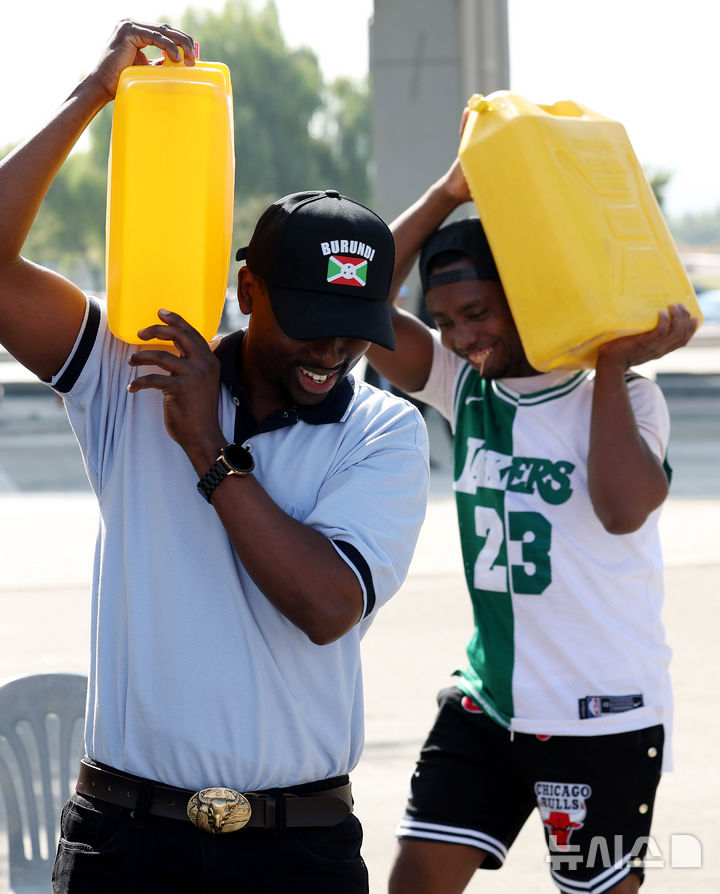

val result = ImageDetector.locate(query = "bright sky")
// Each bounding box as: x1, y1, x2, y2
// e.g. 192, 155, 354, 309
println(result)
2, 0, 718, 219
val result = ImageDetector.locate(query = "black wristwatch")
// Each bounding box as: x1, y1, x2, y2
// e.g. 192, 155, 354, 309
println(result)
197, 443, 255, 503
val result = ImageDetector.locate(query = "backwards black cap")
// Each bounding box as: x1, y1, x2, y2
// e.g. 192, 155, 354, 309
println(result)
419, 218, 500, 294
236, 190, 396, 350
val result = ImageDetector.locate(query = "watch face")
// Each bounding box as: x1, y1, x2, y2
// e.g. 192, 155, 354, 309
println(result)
222, 444, 255, 475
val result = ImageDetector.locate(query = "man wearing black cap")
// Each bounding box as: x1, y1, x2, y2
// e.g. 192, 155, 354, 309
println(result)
366, 126, 697, 894
0, 21, 428, 894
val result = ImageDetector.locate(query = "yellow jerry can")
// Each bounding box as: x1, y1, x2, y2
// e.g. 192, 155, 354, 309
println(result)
458, 91, 701, 370
106, 54, 235, 344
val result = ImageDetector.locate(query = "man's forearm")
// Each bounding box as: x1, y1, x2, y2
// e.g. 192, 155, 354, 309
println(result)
210, 474, 365, 645
0, 77, 111, 266
388, 164, 469, 303
588, 357, 668, 533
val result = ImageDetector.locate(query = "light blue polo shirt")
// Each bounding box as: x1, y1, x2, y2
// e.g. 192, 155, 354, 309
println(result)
52, 298, 429, 793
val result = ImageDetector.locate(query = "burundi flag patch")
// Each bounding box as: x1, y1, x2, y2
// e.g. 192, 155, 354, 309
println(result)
326, 255, 368, 287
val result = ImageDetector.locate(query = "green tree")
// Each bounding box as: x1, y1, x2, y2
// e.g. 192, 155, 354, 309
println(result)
645, 167, 672, 212
182, 0, 322, 199
642, 166, 720, 251
314, 76, 372, 204
180, 0, 370, 207
670, 206, 720, 250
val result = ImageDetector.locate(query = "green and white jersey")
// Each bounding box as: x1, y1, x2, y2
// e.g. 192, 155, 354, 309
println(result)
411, 332, 673, 743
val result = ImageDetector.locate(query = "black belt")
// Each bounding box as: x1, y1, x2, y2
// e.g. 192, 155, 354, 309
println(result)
76, 759, 353, 833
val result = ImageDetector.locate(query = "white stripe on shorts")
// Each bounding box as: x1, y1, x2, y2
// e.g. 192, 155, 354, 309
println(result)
551, 851, 633, 893
395, 816, 507, 865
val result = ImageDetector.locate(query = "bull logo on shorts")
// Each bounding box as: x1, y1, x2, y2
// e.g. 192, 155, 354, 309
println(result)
534, 781, 592, 850
540, 807, 586, 849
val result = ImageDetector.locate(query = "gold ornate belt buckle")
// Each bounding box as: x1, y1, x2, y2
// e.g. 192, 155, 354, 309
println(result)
187, 787, 252, 833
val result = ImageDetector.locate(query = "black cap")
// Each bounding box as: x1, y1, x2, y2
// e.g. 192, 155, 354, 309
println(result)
419, 218, 500, 294
236, 190, 396, 350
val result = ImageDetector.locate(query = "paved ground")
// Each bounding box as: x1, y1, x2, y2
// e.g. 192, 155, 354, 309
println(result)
0, 345, 719, 892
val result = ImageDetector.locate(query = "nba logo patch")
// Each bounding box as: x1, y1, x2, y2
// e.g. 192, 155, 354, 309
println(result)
326, 255, 367, 287
579, 693, 644, 719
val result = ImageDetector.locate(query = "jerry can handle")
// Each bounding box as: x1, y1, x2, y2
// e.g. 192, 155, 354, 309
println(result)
538, 99, 588, 119
467, 93, 491, 114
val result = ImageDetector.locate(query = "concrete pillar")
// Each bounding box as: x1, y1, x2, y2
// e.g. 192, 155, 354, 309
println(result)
369, 0, 509, 226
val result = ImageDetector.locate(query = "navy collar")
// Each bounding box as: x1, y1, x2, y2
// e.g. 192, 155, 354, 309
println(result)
214, 329, 355, 442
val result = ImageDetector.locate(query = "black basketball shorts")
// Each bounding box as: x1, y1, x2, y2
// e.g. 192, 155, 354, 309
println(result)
396, 687, 664, 892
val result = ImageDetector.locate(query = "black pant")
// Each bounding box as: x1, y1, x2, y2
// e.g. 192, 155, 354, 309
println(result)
52, 791, 368, 893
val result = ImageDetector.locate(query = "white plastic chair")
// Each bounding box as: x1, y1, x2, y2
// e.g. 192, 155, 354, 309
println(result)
0, 673, 87, 893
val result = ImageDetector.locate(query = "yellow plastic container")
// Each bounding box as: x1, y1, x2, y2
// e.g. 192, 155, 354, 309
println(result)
458, 91, 702, 370
106, 55, 235, 344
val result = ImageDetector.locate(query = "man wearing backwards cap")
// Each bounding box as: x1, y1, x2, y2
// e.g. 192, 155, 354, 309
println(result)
0, 20, 428, 894
366, 114, 697, 894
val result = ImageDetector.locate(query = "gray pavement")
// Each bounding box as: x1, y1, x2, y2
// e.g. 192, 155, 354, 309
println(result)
0, 349, 719, 892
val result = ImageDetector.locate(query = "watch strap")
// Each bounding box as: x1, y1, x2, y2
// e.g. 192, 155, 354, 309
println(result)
197, 444, 254, 503
197, 458, 231, 503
